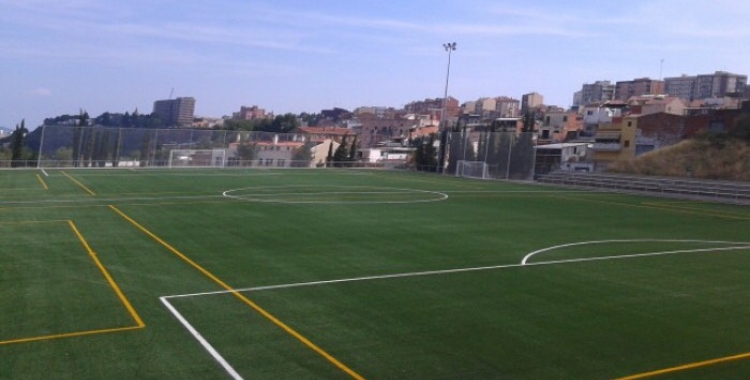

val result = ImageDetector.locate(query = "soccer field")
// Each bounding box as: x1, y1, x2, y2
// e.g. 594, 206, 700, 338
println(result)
2, 168, 750, 380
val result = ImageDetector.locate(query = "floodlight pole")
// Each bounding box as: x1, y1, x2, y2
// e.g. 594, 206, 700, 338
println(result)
438, 42, 456, 173
441, 42, 456, 130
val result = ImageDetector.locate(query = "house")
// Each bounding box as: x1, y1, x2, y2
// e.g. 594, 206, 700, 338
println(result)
310, 139, 340, 167
534, 143, 591, 174
537, 112, 582, 144
627, 95, 686, 116
296, 126, 352, 144
591, 115, 637, 170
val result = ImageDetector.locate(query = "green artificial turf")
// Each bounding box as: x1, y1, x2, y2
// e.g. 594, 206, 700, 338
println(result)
1, 168, 749, 380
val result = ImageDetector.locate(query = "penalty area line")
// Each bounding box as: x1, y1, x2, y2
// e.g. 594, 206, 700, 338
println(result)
160, 297, 244, 380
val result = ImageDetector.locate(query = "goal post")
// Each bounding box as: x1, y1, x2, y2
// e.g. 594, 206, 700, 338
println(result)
456, 160, 490, 179
168, 149, 227, 168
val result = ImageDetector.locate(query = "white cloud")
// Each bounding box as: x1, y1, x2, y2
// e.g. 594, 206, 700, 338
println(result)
26, 87, 52, 97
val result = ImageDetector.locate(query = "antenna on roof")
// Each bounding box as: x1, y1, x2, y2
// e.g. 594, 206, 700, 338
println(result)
659, 59, 664, 81
169, 87, 174, 100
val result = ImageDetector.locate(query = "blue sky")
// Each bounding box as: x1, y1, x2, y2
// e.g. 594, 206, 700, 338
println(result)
2, 0, 750, 129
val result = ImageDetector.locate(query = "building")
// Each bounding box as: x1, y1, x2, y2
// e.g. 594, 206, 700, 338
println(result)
404, 97, 460, 120
534, 143, 591, 174
537, 112, 582, 144
694, 71, 747, 100
310, 139, 340, 167
521, 92, 544, 112
496, 97, 521, 117
296, 126, 352, 144
152, 97, 195, 126
664, 75, 696, 100
591, 115, 638, 169
664, 71, 747, 101
234, 105, 269, 120
627, 95, 687, 116
580, 101, 626, 137
614, 78, 664, 100
353, 117, 421, 148
577, 81, 615, 106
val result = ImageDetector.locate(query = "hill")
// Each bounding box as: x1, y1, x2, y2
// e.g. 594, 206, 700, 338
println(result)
608, 137, 750, 181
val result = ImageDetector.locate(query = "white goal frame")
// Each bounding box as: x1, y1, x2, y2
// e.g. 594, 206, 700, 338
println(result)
168, 149, 227, 168
456, 160, 490, 180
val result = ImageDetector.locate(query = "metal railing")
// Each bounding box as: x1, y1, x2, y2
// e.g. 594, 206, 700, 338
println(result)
536, 171, 750, 204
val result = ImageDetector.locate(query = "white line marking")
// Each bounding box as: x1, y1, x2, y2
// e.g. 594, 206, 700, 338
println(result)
163, 243, 750, 300
160, 297, 244, 380
40, 169, 49, 177
222, 186, 448, 204
520, 239, 750, 265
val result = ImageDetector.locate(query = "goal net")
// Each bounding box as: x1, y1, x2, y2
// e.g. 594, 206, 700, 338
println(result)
456, 160, 490, 179
168, 149, 227, 168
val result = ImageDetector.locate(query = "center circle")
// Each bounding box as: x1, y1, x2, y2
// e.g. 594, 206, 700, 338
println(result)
222, 185, 448, 204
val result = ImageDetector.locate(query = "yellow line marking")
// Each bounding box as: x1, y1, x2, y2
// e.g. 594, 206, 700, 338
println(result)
0, 221, 144, 345
0, 326, 142, 346
68, 220, 145, 327
615, 351, 750, 379
108, 205, 365, 380
36, 174, 49, 190
61, 171, 96, 195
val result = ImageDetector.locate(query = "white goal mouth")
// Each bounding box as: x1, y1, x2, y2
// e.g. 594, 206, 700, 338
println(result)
168, 149, 227, 168
456, 160, 490, 179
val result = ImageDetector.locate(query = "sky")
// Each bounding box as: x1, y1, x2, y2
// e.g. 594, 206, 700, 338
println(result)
2, 0, 750, 129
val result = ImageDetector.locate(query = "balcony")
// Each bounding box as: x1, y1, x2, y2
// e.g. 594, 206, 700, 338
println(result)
591, 142, 621, 151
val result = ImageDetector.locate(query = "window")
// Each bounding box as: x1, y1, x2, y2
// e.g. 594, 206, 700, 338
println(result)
563, 115, 568, 122
624, 140, 630, 148
265, 159, 273, 166
277, 159, 285, 167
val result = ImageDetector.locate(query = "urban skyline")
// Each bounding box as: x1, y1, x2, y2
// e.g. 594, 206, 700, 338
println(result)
3, 0, 750, 129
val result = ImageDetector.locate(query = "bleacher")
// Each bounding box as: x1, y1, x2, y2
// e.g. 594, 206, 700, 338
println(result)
535, 171, 750, 204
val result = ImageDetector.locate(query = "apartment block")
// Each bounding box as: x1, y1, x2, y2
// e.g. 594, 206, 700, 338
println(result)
577, 81, 615, 106
614, 78, 664, 100
152, 97, 195, 126
521, 92, 544, 112
694, 71, 747, 100
664, 71, 747, 101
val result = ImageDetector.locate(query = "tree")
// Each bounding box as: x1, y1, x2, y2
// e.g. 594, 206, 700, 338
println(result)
333, 134, 349, 167
325, 141, 334, 167
10, 120, 28, 168
412, 134, 437, 171
71, 110, 89, 167
291, 142, 315, 167
348, 135, 359, 165
236, 143, 258, 164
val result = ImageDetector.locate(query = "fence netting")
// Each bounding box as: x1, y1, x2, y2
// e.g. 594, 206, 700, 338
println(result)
32, 126, 535, 180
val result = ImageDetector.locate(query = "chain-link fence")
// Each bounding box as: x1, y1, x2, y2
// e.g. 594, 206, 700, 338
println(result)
30, 126, 535, 180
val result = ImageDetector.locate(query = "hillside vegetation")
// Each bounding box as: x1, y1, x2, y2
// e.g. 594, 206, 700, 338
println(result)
609, 139, 750, 181
608, 114, 750, 181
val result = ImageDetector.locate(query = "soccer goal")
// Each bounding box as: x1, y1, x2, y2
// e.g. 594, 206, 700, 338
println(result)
456, 160, 490, 179
168, 149, 227, 168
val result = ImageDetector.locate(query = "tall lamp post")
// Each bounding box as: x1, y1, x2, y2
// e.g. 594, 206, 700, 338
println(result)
437, 42, 456, 173
440, 42, 457, 131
